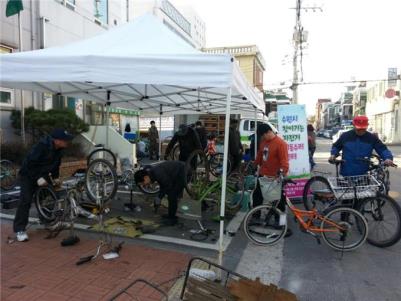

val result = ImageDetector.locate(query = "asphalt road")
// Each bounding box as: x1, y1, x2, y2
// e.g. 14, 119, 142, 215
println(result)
226, 137, 401, 301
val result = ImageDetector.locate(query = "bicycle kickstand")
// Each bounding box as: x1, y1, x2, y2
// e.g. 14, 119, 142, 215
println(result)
306, 230, 321, 245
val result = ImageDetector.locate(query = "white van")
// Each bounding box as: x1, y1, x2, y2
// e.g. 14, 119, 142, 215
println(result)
239, 115, 277, 147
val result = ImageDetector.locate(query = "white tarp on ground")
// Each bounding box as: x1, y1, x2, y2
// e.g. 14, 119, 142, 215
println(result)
0, 13, 264, 115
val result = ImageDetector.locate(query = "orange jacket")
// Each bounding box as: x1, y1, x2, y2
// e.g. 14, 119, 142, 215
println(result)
255, 135, 289, 177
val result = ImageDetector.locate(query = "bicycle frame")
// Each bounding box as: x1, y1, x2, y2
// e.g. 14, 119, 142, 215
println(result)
284, 196, 346, 234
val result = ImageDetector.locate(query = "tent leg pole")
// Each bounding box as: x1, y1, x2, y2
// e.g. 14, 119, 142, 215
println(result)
106, 105, 109, 148
254, 107, 257, 160
218, 87, 232, 268
159, 116, 162, 161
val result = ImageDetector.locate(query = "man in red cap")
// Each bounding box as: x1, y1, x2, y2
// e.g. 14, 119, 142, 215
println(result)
329, 116, 393, 176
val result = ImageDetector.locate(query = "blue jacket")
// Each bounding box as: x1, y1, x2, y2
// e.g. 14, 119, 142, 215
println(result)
330, 130, 393, 176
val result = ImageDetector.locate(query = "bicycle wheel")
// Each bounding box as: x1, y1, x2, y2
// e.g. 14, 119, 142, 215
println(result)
185, 150, 210, 197
321, 206, 368, 251
243, 204, 286, 246
240, 161, 255, 177
87, 148, 117, 168
35, 187, 65, 224
0, 160, 17, 190
172, 144, 180, 161
303, 176, 336, 211
85, 159, 118, 206
357, 195, 401, 248
225, 172, 245, 210
209, 153, 232, 177
138, 181, 160, 195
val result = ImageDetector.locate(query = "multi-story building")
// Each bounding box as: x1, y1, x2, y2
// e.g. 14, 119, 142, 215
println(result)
132, 0, 205, 49
263, 90, 291, 125
365, 75, 401, 143
314, 98, 331, 129
1, 0, 205, 142
352, 82, 368, 116
320, 102, 340, 129
203, 45, 266, 92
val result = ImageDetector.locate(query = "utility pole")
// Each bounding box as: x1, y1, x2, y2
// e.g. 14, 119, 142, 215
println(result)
291, 0, 322, 104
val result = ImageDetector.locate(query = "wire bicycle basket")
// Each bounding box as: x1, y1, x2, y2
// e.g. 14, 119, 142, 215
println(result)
259, 176, 282, 203
327, 174, 380, 200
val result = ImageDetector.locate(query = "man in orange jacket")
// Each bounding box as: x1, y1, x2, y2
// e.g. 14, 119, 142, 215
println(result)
253, 123, 292, 237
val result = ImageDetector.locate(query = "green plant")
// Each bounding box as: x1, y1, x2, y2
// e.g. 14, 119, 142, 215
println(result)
189, 178, 210, 200
10, 107, 89, 140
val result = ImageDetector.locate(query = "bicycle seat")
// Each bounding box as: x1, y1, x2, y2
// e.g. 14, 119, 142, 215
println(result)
95, 144, 104, 147
283, 177, 296, 186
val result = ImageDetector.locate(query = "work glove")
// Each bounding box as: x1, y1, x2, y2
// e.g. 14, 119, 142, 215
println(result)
37, 177, 48, 186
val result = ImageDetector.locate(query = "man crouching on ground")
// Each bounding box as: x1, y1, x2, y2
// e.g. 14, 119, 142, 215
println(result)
134, 161, 187, 226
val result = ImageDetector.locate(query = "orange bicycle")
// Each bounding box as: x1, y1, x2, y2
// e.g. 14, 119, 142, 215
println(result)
243, 171, 368, 251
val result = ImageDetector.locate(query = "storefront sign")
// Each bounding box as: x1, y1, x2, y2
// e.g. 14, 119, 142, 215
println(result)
108, 107, 140, 116
278, 104, 310, 198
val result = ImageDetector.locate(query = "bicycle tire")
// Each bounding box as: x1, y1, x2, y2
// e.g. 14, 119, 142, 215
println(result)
172, 144, 180, 161
34, 186, 61, 224
209, 153, 232, 177
0, 159, 17, 190
87, 148, 117, 168
321, 206, 368, 251
243, 204, 287, 246
185, 150, 210, 198
357, 195, 401, 248
85, 159, 118, 206
303, 176, 336, 211
138, 181, 160, 195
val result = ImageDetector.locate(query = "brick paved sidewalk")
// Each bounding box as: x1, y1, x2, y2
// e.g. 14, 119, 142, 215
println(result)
1, 222, 190, 301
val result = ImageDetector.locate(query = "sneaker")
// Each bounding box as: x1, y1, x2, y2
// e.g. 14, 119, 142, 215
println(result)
16, 231, 29, 242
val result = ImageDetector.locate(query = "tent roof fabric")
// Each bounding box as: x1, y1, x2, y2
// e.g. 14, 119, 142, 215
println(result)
0, 14, 264, 115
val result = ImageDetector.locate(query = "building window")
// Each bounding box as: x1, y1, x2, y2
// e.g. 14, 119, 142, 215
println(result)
94, 0, 108, 24
0, 88, 14, 107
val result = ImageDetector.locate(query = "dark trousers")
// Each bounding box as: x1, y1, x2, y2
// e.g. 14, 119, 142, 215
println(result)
14, 176, 37, 232
167, 188, 184, 218
231, 153, 242, 172
309, 146, 316, 168
149, 142, 159, 160
253, 177, 286, 212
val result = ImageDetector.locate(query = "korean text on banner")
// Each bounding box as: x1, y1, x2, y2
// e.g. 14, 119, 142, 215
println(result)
278, 104, 310, 198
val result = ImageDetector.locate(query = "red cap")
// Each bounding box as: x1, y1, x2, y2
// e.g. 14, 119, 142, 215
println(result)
353, 115, 369, 129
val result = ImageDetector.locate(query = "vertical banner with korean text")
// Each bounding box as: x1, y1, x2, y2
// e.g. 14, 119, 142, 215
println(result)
278, 104, 310, 198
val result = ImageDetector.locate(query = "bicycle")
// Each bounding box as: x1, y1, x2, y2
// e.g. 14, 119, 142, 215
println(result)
243, 171, 368, 251
0, 159, 17, 190
87, 144, 117, 167
302, 156, 401, 248
35, 159, 118, 227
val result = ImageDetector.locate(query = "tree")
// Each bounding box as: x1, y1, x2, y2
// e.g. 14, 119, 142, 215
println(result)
10, 107, 89, 140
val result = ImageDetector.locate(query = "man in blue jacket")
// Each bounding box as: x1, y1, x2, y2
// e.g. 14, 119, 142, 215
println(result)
14, 129, 74, 242
329, 116, 393, 176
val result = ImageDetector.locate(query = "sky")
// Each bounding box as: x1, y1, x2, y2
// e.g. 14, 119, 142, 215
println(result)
171, 0, 401, 115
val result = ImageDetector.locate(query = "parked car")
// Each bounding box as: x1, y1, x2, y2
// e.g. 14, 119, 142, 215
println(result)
317, 129, 325, 137
323, 130, 332, 139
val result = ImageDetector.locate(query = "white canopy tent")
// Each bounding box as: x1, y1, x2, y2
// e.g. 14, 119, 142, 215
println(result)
0, 14, 265, 263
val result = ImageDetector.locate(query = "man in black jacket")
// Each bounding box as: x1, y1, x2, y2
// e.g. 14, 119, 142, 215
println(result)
134, 161, 187, 226
228, 119, 243, 171
164, 124, 202, 162
194, 121, 207, 151
14, 128, 74, 242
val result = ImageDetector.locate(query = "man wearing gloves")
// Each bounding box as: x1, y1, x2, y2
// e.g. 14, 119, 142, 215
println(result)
13, 128, 74, 242
134, 161, 187, 226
